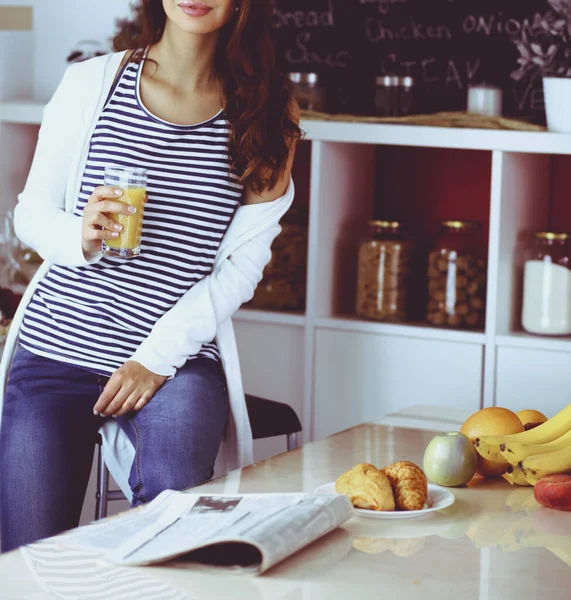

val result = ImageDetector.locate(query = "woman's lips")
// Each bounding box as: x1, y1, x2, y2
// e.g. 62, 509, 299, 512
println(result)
179, 2, 213, 17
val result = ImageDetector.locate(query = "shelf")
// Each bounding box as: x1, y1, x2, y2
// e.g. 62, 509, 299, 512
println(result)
302, 120, 571, 155
497, 332, 571, 353
234, 308, 305, 327
2, 102, 571, 155
0, 100, 44, 124
316, 316, 485, 344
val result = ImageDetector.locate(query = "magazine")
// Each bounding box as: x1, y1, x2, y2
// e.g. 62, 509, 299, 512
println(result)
61, 489, 353, 574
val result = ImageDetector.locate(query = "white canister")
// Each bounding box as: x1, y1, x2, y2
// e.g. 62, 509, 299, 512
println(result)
522, 232, 571, 336
467, 84, 503, 117
543, 77, 571, 133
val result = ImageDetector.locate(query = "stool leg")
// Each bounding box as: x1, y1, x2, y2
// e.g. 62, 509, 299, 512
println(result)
95, 442, 102, 520
287, 432, 299, 451
96, 446, 110, 520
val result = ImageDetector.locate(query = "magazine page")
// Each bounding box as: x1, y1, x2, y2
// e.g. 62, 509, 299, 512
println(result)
61, 491, 352, 574
222, 493, 352, 573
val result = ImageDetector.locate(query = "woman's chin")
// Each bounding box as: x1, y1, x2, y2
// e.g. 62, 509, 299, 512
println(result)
171, 17, 224, 35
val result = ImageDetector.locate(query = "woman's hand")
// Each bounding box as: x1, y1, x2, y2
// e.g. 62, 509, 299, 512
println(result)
93, 361, 167, 417
82, 186, 137, 255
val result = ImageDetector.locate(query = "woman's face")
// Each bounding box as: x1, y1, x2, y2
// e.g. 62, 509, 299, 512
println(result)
162, 0, 237, 35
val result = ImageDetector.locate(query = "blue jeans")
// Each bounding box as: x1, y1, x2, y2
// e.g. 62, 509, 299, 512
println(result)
0, 347, 228, 553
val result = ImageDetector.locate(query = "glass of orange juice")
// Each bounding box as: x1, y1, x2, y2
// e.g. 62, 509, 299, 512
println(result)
103, 166, 148, 258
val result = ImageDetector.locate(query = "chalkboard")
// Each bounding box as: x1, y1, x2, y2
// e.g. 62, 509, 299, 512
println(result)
271, 0, 550, 119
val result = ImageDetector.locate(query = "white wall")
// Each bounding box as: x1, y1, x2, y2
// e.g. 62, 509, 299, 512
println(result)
0, 0, 133, 101
0, 32, 33, 99
33, 0, 132, 99
0, 1, 34, 99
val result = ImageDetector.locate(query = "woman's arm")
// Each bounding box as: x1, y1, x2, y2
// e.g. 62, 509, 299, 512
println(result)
92, 183, 294, 417
129, 216, 286, 377
92, 188, 293, 417
242, 101, 300, 206
14, 63, 101, 267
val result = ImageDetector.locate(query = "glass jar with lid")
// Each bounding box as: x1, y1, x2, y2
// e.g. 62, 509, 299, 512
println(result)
288, 73, 327, 112
522, 232, 571, 335
375, 75, 415, 117
356, 220, 413, 322
427, 220, 487, 329
245, 207, 308, 312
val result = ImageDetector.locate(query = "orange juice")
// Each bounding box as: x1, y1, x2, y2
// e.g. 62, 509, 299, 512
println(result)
104, 187, 146, 256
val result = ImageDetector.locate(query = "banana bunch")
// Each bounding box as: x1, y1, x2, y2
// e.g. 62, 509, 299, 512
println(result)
475, 404, 571, 486
502, 467, 531, 487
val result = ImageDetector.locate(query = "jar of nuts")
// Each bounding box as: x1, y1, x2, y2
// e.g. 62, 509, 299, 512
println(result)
427, 221, 487, 329
356, 220, 413, 322
245, 208, 308, 311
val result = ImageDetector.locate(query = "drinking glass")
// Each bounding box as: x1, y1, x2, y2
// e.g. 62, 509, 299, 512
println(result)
103, 167, 148, 258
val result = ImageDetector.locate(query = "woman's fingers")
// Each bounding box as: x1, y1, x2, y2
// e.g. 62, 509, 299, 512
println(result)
87, 186, 123, 204
99, 386, 131, 417
93, 200, 136, 215
113, 390, 142, 417
94, 375, 123, 415
92, 212, 123, 232
85, 228, 120, 241
132, 390, 153, 413
86, 200, 134, 217
82, 187, 137, 253
85, 186, 135, 215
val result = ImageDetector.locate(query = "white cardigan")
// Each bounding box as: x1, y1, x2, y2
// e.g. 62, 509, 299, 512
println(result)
0, 51, 295, 499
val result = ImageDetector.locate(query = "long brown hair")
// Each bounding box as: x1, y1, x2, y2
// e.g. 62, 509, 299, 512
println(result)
113, 0, 301, 193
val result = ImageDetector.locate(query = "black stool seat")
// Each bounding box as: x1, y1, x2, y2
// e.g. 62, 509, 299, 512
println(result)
95, 395, 301, 444
245, 394, 302, 440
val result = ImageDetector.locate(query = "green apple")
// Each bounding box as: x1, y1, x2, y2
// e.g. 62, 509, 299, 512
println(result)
423, 432, 478, 487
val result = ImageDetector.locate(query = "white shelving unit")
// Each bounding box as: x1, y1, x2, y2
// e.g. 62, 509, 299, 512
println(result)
315, 316, 486, 344
235, 308, 305, 327
2, 101, 571, 450
496, 332, 571, 352
0, 100, 45, 125
303, 120, 571, 154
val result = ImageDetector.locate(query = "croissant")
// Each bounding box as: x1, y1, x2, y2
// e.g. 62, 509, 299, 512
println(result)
381, 461, 428, 511
336, 463, 395, 511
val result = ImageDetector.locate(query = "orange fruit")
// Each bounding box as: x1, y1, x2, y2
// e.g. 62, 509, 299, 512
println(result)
516, 409, 548, 430
460, 407, 525, 478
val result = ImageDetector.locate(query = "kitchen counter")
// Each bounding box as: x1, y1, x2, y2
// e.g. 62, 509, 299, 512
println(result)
0, 421, 569, 599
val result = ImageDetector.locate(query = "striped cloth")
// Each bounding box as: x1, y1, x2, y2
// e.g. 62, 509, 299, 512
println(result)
19, 59, 243, 375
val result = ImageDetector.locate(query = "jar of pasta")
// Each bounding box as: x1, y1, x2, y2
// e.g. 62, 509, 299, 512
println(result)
522, 232, 571, 335
246, 208, 308, 311
427, 221, 487, 329
356, 220, 413, 322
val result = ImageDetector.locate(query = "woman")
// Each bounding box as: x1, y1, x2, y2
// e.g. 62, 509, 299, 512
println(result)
0, 0, 300, 552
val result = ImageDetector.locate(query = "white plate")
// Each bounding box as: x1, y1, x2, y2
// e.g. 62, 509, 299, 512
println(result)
314, 482, 455, 519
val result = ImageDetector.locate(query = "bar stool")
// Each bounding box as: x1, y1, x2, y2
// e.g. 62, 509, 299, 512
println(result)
95, 394, 302, 520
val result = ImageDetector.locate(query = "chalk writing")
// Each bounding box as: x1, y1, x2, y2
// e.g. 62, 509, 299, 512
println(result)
271, 0, 547, 117
366, 17, 452, 42
382, 54, 482, 90
285, 32, 352, 69
462, 12, 540, 37
513, 80, 545, 112
358, 0, 408, 15
272, 0, 335, 29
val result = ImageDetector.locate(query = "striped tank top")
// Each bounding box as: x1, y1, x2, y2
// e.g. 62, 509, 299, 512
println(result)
19, 58, 243, 375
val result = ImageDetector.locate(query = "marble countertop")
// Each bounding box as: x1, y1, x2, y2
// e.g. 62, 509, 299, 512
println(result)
1, 421, 569, 599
